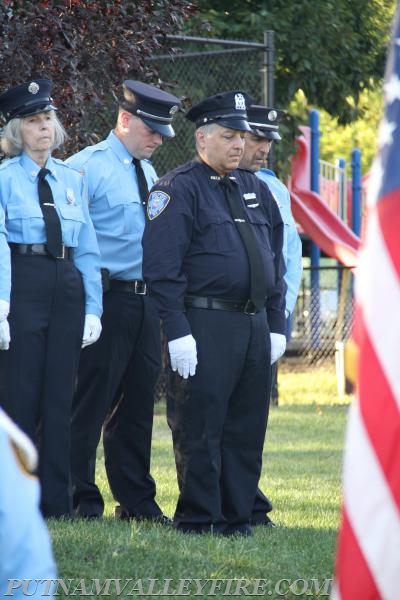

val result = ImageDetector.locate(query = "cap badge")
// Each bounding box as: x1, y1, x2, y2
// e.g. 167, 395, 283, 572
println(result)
268, 110, 277, 121
234, 93, 246, 110
169, 105, 179, 116
28, 82, 40, 95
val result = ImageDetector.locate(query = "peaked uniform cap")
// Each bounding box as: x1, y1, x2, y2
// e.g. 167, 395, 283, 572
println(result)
246, 105, 285, 140
119, 80, 182, 138
185, 90, 253, 131
0, 79, 57, 123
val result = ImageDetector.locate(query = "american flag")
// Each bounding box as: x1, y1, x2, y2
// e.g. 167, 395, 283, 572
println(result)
332, 8, 400, 600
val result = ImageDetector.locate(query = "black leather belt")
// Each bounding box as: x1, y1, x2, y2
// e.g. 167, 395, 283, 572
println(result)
185, 295, 259, 315
9, 242, 73, 260
109, 279, 147, 295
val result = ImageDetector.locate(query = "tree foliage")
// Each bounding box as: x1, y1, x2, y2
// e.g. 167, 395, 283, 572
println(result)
185, 0, 396, 124
0, 0, 197, 155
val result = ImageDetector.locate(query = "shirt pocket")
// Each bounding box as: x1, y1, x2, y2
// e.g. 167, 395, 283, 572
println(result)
105, 194, 144, 235
6, 203, 43, 239
198, 209, 237, 252
247, 211, 274, 254
58, 203, 86, 246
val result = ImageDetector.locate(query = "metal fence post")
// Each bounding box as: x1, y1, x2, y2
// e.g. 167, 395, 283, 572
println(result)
310, 109, 321, 350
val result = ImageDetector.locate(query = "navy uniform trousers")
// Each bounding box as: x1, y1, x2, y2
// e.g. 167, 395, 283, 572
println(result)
167, 306, 271, 534
0, 255, 85, 518
71, 289, 162, 518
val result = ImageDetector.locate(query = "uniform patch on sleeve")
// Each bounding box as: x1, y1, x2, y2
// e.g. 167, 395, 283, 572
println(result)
147, 190, 170, 220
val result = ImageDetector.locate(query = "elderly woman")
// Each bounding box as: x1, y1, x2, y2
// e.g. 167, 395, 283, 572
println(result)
0, 79, 102, 519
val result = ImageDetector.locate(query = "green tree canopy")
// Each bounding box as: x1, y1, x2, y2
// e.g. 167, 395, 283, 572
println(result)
0, 0, 197, 155
186, 0, 396, 124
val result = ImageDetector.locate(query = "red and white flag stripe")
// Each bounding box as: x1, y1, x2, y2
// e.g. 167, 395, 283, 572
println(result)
332, 8, 400, 599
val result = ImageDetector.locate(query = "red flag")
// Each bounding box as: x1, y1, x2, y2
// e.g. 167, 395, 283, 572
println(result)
332, 8, 400, 600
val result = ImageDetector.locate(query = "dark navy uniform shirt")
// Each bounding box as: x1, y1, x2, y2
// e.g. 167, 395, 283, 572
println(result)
142, 160, 287, 341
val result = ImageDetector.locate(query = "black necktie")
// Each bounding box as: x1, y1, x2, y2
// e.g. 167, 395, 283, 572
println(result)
133, 158, 149, 207
221, 176, 267, 310
37, 167, 63, 258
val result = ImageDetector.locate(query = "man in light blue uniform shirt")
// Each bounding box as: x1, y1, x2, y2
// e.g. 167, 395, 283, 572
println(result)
67, 81, 182, 522
239, 104, 303, 526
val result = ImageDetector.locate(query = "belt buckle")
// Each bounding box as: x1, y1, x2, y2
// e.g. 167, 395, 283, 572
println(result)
134, 280, 147, 295
243, 300, 257, 315
57, 246, 66, 260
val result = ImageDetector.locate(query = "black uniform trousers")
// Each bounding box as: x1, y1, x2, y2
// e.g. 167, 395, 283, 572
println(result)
0, 255, 85, 518
71, 289, 162, 518
167, 307, 271, 535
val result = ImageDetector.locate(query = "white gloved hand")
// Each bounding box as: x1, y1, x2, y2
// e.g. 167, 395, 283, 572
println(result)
0, 319, 10, 350
168, 334, 197, 379
0, 300, 10, 351
82, 314, 102, 348
270, 333, 286, 365
0, 299, 10, 322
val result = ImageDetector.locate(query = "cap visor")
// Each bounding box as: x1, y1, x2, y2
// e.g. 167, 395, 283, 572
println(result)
141, 118, 175, 138
19, 103, 57, 119
217, 118, 251, 132
250, 126, 281, 140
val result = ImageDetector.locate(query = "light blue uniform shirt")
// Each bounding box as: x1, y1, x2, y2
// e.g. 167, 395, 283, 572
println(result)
66, 131, 158, 280
257, 168, 302, 314
0, 153, 102, 316
0, 204, 11, 303
0, 408, 57, 597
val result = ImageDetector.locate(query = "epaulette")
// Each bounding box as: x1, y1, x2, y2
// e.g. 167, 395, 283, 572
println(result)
0, 407, 37, 474
0, 156, 20, 171
156, 160, 197, 187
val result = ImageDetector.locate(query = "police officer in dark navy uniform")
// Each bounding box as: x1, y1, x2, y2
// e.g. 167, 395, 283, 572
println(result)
142, 90, 287, 536
0, 80, 102, 519
67, 81, 182, 522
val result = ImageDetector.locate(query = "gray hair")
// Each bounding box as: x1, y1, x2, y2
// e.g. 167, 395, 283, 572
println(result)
0, 111, 67, 156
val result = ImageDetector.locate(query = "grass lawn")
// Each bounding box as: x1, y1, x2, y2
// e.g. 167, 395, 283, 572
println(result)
47, 362, 352, 599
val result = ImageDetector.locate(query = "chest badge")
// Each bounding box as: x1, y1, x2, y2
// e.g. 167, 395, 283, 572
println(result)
147, 190, 170, 220
243, 192, 259, 208
66, 188, 76, 205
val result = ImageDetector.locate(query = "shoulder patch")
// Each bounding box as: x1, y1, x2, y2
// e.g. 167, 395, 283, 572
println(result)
147, 190, 170, 220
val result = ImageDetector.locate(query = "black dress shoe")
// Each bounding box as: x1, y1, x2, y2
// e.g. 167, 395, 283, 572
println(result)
251, 514, 277, 528
223, 523, 253, 537
115, 505, 172, 525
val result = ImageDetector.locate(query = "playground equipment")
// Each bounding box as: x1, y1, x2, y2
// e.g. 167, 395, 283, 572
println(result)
287, 110, 362, 389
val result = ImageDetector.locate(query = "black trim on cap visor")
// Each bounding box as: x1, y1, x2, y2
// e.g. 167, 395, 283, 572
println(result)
210, 117, 251, 132
8, 102, 57, 121
141, 117, 175, 138
250, 126, 281, 141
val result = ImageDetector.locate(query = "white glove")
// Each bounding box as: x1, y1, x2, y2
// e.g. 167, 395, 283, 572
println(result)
0, 299, 10, 322
270, 333, 286, 365
0, 320, 10, 350
168, 334, 197, 379
0, 300, 10, 350
82, 314, 102, 348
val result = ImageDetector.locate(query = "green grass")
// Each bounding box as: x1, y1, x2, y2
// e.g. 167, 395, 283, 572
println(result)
47, 363, 352, 599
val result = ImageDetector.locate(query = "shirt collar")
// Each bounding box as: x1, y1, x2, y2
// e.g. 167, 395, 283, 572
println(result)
107, 130, 133, 167
21, 153, 59, 181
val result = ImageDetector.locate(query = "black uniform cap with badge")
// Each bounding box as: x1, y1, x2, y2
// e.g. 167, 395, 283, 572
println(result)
0, 79, 57, 123
185, 90, 254, 132
118, 80, 182, 139
246, 105, 285, 141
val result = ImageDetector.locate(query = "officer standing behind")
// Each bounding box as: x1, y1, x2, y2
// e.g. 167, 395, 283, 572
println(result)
142, 90, 287, 536
239, 104, 303, 526
67, 81, 182, 522
0, 79, 102, 519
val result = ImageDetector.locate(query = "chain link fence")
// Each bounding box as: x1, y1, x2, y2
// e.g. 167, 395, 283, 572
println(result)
147, 38, 267, 176
288, 262, 354, 365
